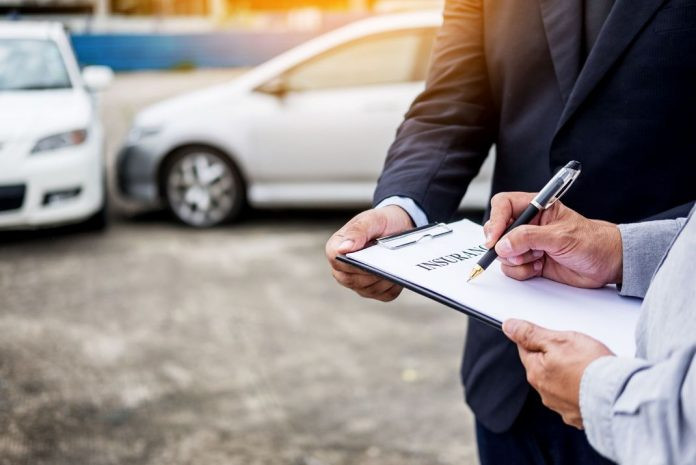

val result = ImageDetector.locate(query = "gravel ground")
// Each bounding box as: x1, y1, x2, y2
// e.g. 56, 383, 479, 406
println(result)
0, 70, 480, 465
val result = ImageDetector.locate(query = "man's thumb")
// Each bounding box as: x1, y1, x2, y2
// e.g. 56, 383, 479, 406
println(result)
337, 238, 357, 253
337, 220, 374, 253
503, 319, 548, 352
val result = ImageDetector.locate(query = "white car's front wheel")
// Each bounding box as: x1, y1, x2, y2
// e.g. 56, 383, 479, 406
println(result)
163, 147, 244, 227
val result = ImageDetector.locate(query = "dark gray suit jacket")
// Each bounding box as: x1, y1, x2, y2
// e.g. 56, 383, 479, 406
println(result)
374, 0, 696, 432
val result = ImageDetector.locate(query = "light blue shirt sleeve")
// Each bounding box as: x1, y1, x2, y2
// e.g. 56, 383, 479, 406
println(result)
375, 196, 429, 227
617, 218, 687, 298
580, 209, 696, 464
580, 348, 696, 464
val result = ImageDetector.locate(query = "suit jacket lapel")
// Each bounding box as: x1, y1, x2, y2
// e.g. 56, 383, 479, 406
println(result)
556, 0, 667, 131
539, 0, 583, 103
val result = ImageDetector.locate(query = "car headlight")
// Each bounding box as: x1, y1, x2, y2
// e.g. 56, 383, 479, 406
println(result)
126, 125, 161, 146
31, 129, 88, 154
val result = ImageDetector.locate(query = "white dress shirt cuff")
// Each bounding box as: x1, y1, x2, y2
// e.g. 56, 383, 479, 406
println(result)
375, 196, 429, 227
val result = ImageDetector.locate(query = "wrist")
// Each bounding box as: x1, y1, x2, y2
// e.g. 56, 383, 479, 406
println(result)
381, 204, 415, 230
603, 222, 623, 284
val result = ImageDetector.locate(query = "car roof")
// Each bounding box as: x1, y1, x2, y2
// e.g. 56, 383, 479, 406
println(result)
0, 21, 65, 40
332, 10, 441, 36
242, 10, 442, 85
295, 10, 443, 60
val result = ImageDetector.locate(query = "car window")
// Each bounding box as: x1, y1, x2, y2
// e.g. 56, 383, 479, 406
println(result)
0, 39, 72, 91
414, 28, 437, 82
284, 29, 434, 91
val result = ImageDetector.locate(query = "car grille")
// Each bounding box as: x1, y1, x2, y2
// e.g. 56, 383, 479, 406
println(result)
0, 185, 26, 212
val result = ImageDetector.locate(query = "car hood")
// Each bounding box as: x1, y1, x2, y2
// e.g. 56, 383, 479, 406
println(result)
133, 76, 253, 129
0, 89, 92, 142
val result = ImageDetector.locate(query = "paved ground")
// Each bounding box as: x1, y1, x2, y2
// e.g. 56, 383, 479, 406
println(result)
0, 70, 480, 465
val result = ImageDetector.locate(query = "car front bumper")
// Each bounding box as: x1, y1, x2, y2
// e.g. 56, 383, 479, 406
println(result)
0, 139, 104, 229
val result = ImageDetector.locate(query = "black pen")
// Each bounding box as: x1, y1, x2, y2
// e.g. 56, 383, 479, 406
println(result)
467, 160, 582, 282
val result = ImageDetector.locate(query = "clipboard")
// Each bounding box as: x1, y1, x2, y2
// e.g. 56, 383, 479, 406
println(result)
338, 222, 503, 330
336, 219, 641, 357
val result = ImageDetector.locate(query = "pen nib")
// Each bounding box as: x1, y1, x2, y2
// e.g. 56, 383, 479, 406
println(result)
467, 265, 484, 283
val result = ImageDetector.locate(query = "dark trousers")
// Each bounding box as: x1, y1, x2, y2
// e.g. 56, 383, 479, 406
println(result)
475, 391, 615, 465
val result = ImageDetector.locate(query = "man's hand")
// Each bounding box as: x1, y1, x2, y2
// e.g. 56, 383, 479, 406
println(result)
484, 192, 623, 288
325, 206, 414, 302
503, 319, 614, 429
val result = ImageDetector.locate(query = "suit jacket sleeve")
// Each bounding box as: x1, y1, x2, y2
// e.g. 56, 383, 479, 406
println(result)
373, 0, 496, 221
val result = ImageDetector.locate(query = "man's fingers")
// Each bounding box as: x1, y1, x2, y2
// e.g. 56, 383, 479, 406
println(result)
500, 261, 543, 280
332, 269, 381, 290
332, 268, 402, 301
497, 250, 544, 266
562, 414, 584, 430
328, 254, 374, 274
325, 233, 351, 269
326, 205, 413, 263
325, 207, 413, 301
486, 192, 536, 247
496, 224, 562, 258
357, 281, 402, 301
515, 347, 549, 398
502, 319, 554, 352
516, 346, 540, 379
326, 222, 377, 274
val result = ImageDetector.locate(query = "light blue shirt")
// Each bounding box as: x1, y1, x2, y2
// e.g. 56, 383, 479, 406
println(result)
579, 211, 696, 464
376, 196, 429, 227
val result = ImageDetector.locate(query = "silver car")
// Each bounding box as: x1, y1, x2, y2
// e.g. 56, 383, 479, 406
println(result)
117, 11, 494, 227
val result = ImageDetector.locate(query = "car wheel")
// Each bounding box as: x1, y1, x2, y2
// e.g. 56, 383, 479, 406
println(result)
163, 147, 244, 227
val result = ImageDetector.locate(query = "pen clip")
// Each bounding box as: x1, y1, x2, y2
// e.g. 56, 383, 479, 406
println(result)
377, 223, 453, 250
548, 173, 578, 206
535, 160, 582, 209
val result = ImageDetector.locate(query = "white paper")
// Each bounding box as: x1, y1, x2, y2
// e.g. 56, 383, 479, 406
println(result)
347, 219, 641, 357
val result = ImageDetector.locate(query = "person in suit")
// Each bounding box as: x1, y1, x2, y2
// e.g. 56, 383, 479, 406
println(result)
325, 0, 696, 463
486, 191, 696, 464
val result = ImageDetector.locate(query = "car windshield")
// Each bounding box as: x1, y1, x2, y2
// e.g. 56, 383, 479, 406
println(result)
0, 39, 72, 91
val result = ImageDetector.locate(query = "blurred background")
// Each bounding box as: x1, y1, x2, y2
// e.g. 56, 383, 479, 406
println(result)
0, 1, 494, 463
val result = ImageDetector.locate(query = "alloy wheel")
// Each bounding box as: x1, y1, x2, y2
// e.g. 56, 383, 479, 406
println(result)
165, 151, 237, 227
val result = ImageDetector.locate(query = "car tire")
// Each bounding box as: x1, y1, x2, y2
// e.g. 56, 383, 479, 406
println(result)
162, 147, 245, 228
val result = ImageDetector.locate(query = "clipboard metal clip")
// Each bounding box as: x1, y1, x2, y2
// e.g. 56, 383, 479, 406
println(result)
376, 223, 453, 250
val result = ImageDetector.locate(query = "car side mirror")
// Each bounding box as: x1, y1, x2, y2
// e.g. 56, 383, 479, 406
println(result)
257, 77, 290, 99
82, 66, 114, 92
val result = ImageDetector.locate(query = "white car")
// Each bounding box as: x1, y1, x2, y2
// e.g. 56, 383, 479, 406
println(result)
117, 11, 494, 227
0, 22, 112, 230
